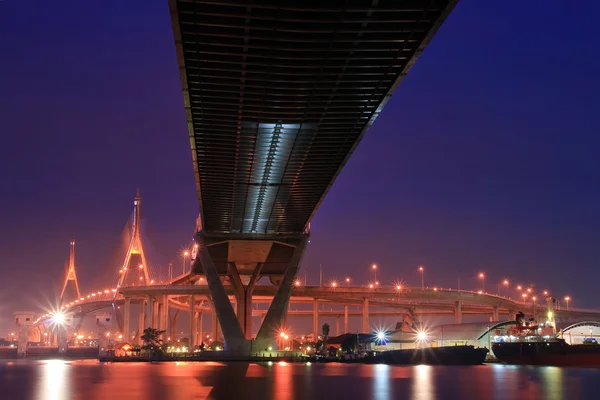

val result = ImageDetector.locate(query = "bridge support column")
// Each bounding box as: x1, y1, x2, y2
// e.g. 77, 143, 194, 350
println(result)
229, 262, 262, 339
159, 295, 169, 339
492, 306, 499, 322
138, 300, 145, 345
455, 301, 463, 324
123, 297, 131, 340
151, 297, 158, 329
344, 305, 349, 333
196, 237, 247, 353
336, 315, 340, 336
313, 299, 319, 341
197, 311, 203, 347
362, 298, 369, 333
211, 307, 218, 342
170, 310, 179, 341
256, 237, 308, 350
189, 295, 196, 349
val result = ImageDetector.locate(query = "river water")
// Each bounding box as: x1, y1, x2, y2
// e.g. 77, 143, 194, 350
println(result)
0, 360, 597, 399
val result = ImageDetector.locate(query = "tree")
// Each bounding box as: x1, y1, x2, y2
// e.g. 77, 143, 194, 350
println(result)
141, 328, 165, 354
322, 323, 330, 355
322, 323, 330, 337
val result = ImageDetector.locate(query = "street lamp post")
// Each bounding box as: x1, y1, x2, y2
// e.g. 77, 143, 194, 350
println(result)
182, 251, 189, 274
345, 277, 350, 287
565, 296, 571, 311
478, 273, 485, 292
372, 264, 377, 283
418, 266, 424, 290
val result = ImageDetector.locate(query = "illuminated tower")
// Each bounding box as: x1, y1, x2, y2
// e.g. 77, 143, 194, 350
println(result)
116, 189, 150, 292
60, 236, 81, 304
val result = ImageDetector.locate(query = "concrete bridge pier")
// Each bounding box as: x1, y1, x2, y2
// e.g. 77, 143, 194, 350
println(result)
454, 301, 462, 324
138, 299, 145, 345
159, 295, 169, 340
492, 306, 499, 322
123, 297, 131, 340
313, 299, 319, 340
344, 305, 349, 334
363, 298, 369, 332
189, 295, 196, 348
197, 311, 203, 346
229, 263, 262, 339
336, 315, 340, 336
196, 233, 308, 354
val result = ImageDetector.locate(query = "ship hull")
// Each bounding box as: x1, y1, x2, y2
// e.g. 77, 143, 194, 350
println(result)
371, 345, 488, 365
493, 342, 600, 367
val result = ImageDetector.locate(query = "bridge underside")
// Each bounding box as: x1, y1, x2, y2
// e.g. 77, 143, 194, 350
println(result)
169, 0, 458, 353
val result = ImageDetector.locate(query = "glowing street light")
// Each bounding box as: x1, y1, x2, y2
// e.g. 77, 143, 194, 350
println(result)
543, 290, 549, 296
331, 281, 338, 288
295, 280, 301, 287
345, 277, 350, 287
478, 273, 485, 292
182, 251, 190, 274
418, 266, 424, 290
499, 279, 509, 296
565, 296, 571, 311
371, 264, 378, 282
516, 285, 522, 291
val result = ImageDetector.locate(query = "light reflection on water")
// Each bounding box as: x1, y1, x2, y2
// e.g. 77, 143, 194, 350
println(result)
0, 360, 598, 400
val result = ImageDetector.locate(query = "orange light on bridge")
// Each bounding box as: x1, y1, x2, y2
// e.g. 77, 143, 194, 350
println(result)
503, 279, 509, 286
527, 288, 532, 293
478, 273, 485, 279
331, 281, 338, 288
139, 264, 143, 269
543, 290, 549, 295
369, 284, 374, 289
522, 293, 527, 299
104, 290, 109, 293
294, 280, 301, 287
396, 285, 402, 291
516, 285, 522, 291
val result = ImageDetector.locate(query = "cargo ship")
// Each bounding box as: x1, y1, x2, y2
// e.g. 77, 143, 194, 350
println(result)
370, 345, 488, 365
492, 312, 600, 367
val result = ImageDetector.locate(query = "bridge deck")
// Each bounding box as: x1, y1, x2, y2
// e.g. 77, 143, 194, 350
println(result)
170, 0, 458, 234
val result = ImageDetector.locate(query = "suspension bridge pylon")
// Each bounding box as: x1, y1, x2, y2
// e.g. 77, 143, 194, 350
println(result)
115, 189, 151, 296
60, 235, 81, 305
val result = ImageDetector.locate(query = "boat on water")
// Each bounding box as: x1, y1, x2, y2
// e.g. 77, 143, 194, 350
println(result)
370, 345, 488, 365
492, 311, 600, 367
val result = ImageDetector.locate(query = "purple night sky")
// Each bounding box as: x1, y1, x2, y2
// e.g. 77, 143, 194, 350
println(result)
1, 1, 600, 333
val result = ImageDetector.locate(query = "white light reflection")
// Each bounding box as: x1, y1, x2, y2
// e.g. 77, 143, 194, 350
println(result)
541, 366, 563, 400
36, 360, 68, 400
373, 364, 392, 400
411, 365, 433, 400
